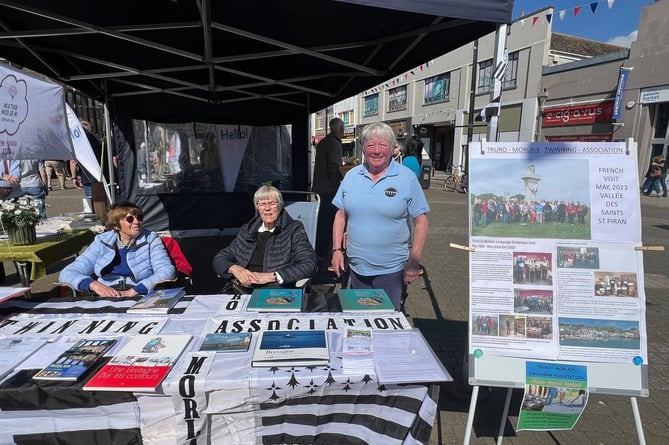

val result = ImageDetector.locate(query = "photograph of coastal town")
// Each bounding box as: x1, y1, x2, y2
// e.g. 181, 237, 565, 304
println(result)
558, 318, 640, 349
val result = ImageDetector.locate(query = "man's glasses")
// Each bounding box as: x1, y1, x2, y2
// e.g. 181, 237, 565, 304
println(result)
125, 215, 143, 224
257, 201, 279, 209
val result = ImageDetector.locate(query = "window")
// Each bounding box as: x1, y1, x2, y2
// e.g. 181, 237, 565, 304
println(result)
364, 93, 379, 117
316, 113, 324, 130
424, 73, 450, 104
478, 59, 493, 94
339, 110, 354, 125
388, 86, 407, 112
502, 51, 519, 90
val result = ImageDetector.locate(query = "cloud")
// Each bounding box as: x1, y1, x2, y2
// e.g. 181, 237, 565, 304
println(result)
607, 30, 638, 48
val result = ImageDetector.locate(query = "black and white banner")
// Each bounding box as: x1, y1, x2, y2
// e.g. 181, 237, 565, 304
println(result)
1, 295, 440, 445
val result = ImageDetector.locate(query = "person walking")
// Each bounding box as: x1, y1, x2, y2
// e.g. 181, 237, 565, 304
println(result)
44, 160, 67, 191
659, 154, 667, 197
311, 117, 345, 269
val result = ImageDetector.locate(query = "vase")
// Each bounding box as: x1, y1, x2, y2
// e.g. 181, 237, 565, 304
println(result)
7, 225, 37, 246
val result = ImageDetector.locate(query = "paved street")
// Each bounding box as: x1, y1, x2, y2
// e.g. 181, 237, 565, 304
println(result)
2, 174, 668, 444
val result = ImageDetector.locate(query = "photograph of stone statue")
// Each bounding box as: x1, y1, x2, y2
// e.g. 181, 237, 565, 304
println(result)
470, 158, 591, 240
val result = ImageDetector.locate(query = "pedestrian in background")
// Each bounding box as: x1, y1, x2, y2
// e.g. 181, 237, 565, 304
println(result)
402, 136, 422, 178
19, 159, 48, 220
44, 160, 67, 191
311, 117, 344, 269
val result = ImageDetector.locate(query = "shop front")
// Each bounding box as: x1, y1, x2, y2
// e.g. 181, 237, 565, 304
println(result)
540, 101, 615, 142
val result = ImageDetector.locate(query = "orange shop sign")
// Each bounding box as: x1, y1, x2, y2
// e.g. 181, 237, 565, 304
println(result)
542, 102, 613, 127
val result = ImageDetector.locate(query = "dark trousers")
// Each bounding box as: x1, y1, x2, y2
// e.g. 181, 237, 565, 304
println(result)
314, 192, 337, 261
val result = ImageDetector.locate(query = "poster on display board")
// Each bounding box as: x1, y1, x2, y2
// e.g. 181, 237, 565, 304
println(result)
467, 140, 648, 395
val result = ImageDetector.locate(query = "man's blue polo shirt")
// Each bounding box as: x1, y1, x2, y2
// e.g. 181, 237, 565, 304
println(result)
333, 160, 430, 276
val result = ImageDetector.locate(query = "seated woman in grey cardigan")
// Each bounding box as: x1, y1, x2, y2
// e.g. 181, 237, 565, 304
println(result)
59, 202, 175, 297
213, 185, 317, 290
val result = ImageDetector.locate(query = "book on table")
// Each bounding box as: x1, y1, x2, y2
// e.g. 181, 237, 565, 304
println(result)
126, 287, 186, 314
83, 334, 192, 392
33, 338, 118, 381
0, 338, 48, 381
246, 288, 303, 312
337, 288, 395, 312
0, 286, 31, 303
252, 330, 329, 367
199, 332, 252, 352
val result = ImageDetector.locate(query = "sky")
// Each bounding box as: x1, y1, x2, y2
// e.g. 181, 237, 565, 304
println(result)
512, 0, 655, 47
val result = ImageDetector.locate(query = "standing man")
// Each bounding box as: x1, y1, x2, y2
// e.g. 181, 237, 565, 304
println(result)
311, 117, 345, 268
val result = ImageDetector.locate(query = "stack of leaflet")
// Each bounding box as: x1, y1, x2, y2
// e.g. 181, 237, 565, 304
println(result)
341, 327, 375, 376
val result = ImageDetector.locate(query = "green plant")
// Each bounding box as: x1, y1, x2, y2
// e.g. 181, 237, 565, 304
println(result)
0, 196, 41, 231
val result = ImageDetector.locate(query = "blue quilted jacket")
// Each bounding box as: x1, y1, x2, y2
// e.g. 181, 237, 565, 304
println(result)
59, 229, 176, 292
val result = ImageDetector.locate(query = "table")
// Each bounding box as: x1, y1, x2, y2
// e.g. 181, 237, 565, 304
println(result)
0, 293, 447, 445
0, 230, 95, 289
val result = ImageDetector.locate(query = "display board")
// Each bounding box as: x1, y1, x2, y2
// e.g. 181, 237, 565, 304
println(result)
467, 139, 648, 397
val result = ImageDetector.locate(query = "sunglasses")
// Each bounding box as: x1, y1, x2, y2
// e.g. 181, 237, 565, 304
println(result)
125, 215, 143, 224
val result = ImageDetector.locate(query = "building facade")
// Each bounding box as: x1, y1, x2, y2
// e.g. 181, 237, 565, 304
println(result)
311, 1, 669, 184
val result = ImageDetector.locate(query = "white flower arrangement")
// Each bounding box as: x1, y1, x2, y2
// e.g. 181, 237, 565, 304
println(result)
0, 196, 41, 231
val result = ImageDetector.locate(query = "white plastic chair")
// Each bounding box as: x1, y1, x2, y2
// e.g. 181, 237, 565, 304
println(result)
283, 191, 320, 250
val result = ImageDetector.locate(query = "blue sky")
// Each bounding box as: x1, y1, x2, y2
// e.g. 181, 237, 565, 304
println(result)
512, 0, 654, 47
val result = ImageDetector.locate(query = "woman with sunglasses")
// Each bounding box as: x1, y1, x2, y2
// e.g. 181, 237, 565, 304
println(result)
59, 202, 175, 297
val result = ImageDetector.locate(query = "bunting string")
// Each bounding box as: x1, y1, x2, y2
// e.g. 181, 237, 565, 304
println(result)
520, 0, 620, 27
362, 60, 434, 96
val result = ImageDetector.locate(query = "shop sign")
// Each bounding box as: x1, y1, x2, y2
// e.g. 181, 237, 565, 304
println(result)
542, 102, 613, 127
640, 85, 669, 104
546, 134, 612, 142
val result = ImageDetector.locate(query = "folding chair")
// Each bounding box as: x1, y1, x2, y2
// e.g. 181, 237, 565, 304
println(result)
160, 236, 194, 293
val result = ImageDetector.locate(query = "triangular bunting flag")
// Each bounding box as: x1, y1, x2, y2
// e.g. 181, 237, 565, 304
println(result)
590, 2, 598, 14
608, 0, 615, 10
546, 13, 552, 24
574, 6, 581, 18
559, 10, 566, 21
532, 16, 539, 26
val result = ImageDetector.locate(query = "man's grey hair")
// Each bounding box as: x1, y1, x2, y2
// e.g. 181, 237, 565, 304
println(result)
329, 118, 345, 134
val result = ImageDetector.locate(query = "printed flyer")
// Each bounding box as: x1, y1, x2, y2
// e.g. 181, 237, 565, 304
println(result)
468, 141, 647, 366
517, 361, 588, 431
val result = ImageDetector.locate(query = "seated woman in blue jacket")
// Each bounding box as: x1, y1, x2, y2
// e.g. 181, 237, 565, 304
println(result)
213, 185, 317, 290
59, 202, 175, 297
